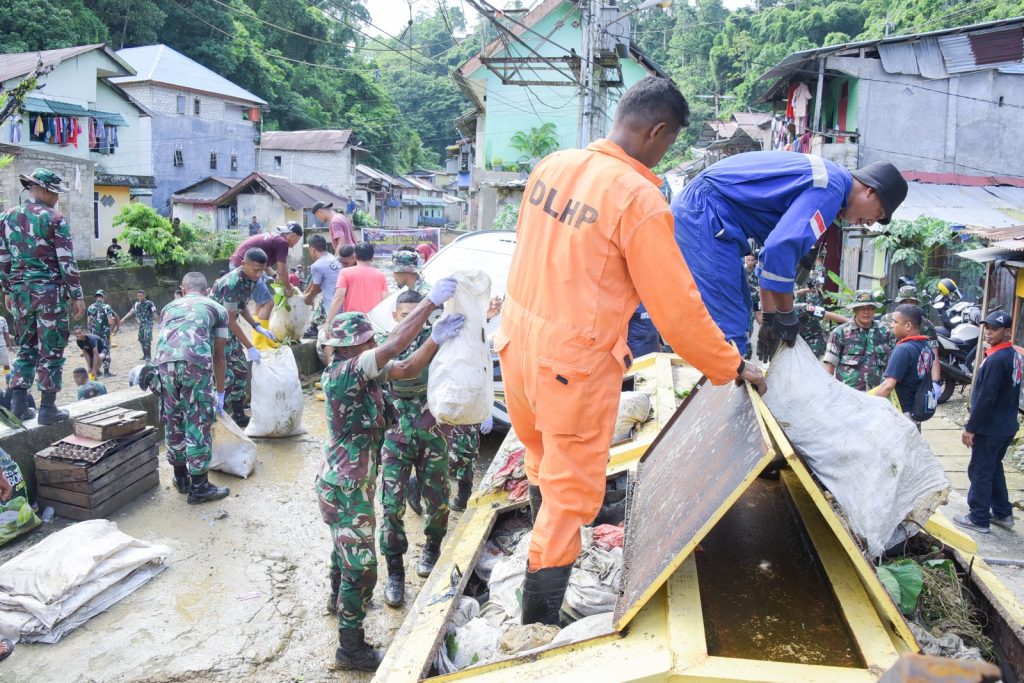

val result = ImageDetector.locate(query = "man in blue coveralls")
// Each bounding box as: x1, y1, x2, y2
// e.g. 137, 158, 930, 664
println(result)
671, 151, 908, 362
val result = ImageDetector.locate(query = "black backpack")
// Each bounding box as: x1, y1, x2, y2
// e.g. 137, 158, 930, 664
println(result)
910, 346, 937, 422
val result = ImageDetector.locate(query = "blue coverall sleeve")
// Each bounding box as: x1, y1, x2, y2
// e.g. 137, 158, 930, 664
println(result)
758, 188, 843, 293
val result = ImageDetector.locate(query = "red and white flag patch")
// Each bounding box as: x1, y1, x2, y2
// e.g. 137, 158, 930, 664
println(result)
809, 210, 827, 239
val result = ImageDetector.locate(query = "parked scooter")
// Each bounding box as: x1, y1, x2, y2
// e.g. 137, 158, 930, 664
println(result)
931, 278, 982, 404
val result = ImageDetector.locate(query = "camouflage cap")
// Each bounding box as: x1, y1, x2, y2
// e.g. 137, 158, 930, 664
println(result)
392, 250, 420, 273
896, 285, 919, 303
19, 168, 68, 193
850, 289, 883, 309
95, 289, 106, 297
324, 312, 375, 348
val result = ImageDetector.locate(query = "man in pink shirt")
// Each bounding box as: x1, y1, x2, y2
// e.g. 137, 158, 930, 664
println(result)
313, 201, 357, 256
325, 242, 388, 319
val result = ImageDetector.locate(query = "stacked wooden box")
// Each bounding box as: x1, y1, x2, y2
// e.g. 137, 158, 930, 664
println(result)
35, 408, 159, 520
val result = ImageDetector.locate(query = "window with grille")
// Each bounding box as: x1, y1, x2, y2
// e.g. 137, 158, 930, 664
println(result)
173, 149, 184, 167
193, 98, 201, 116
210, 152, 217, 170
230, 154, 238, 171
274, 155, 282, 168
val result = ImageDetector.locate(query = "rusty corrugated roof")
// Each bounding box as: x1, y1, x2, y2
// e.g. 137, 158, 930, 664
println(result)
213, 172, 347, 211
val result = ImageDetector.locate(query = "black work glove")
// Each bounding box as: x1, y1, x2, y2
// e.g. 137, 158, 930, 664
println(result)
756, 312, 776, 363
773, 308, 800, 348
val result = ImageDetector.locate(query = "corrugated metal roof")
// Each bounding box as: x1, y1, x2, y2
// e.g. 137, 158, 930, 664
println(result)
963, 225, 1024, 240
0, 44, 132, 83
939, 25, 1024, 74
957, 245, 1023, 263
213, 172, 347, 211
916, 36, 949, 78
891, 181, 1024, 229
112, 45, 266, 105
260, 130, 353, 152
879, 43, 920, 75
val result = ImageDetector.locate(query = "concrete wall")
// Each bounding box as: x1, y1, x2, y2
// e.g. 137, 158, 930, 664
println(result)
93, 80, 152, 178
118, 82, 257, 216
850, 59, 1024, 176
93, 184, 131, 256
0, 144, 96, 256
71, 260, 232, 316
257, 148, 355, 199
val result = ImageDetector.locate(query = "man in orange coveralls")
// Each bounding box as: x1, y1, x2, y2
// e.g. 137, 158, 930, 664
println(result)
495, 76, 767, 625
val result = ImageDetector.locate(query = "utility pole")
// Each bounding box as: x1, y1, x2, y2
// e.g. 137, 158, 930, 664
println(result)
577, 0, 598, 148
695, 92, 737, 118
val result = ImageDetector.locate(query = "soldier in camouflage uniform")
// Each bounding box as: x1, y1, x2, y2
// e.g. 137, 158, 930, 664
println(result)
391, 249, 430, 295
157, 272, 231, 504
823, 289, 894, 391
0, 169, 86, 424
315, 277, 460, 672
120, 289, 160, 360
87, 290, 119, 376
447, 421, 494, 511
744, 253, 760, 340
379, 290, 452, 609
209, 248, 275, 427
795, 266, 829, 357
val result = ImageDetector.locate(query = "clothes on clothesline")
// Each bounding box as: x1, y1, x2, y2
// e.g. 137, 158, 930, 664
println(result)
26, 113, 116, 153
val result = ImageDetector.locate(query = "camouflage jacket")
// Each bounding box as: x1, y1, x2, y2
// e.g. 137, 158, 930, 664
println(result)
880, 312, 938, 349
88, 302, 116, 335
210, 267, 257, 315
824, 321, 894, 391
132, 299, 158, 327
388, 326, 432, 399
746, 268, 760, 311
155, 294, 229, 369
0, 202, 83, 298
77, 380, 108, 400
319, 350, 393, 485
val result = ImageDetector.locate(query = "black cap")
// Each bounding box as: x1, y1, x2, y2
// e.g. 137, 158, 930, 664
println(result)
277, 222, 303, 237
850, 162, 908, 225
311, 201, 333, 213
981, 310, 1012, 329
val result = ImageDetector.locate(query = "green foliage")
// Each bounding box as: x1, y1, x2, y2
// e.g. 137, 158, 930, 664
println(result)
492, 203, 520, 231
509, 122, 560, 162
352, 209, 377, 228
877, 559, 924, 615
873, 216, 982, 293
114, 204, 187, 266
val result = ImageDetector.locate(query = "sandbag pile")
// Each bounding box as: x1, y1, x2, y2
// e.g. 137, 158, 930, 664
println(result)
0, 520, 169, 644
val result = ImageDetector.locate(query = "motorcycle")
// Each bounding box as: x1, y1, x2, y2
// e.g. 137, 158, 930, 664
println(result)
931, 279, 982, 404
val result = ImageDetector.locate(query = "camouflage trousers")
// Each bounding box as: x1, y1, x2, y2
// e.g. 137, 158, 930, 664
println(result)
316, 468, 378, 631
380, 397, 450, 557
447, 424, 480, 482
139, 323, 153, 359
158, 361, 215, 476
9, 283, 69, 393
224, 336, 249, 405
804, 330, 826, 357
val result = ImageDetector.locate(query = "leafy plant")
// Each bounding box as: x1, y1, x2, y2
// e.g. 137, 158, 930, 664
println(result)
492, 203, 520, 231
352, 209, 377, 227
877, 559, 924, 615
509, 122, 560, 161
873, 216, 983, 295
114, 204, 187, 266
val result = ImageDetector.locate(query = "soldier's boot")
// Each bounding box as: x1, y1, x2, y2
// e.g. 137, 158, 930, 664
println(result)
406, 475, 423, 515
520, 564, 573, 626
187, 473, 230, 505
230, 400, 250, 428
37, 392, 68, 425
417, 539, 441, 578
9, 389, 35, 421
172, 465, 191, 494
450, 476, 474, 513
528, 484, 543, 524
383, 554, 405, 608
326, 567, 341, 615
335, 628, 382, 672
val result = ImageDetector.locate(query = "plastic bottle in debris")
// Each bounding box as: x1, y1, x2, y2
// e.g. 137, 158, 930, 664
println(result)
41, 506, 54, 523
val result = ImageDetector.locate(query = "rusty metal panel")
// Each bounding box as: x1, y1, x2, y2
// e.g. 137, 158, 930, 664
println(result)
613, 379, 774, 629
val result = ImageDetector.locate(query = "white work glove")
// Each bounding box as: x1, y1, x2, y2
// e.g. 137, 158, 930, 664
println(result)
480, 416, 493, 435
215, 391, 225, 413
932, 381, 943, 401
254, 324, 276, 341
428, 277, 458, 307
431, 314, 464, 344
247, 347, 262, 363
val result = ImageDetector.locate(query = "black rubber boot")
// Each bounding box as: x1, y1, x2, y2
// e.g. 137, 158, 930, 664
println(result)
187, 472, 230, 505
417, 539, 440, 578
327, 567, 341, 615
37, 391, 68, 425
450, 478, 473, 512
230, 400, 250, 428
172, 465, 191, 494
528, 484, 542, 524
9, 388, 35, 421
520, 564, 573, 625
383, 554, 405, 608
335, 628, 383, 672
407, 475, 423, 515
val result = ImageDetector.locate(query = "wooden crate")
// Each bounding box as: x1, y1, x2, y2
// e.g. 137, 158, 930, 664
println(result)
74, 407, 149, 441
37, 468, 159, 521
36, 428, 158, 483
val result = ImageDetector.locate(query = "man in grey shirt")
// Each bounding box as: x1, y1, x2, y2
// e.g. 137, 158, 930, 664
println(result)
305, 234, 342, 335
248, 215, 261, 236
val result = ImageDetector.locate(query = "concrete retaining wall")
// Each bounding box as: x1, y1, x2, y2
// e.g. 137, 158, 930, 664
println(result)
6, 339, 322, 500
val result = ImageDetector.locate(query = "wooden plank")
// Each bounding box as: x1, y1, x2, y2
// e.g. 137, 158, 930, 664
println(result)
38, 448, 157, 507
39, 470, 159, 521
35, 428, 157, 484
42, 446, 158, 494
74, 407, 148, 441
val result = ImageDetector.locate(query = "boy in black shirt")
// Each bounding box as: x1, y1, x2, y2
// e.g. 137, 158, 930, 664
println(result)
74, 326, 107, 380
955, 310, 1023, 534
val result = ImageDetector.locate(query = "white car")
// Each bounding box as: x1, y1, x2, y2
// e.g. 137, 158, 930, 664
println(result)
367, 230, 517, 430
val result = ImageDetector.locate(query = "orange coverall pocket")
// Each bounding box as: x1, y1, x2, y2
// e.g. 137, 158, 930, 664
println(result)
534, 357, 592, 435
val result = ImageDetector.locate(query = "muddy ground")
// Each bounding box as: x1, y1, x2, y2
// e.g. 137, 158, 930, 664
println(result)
0, 393, 501, 682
